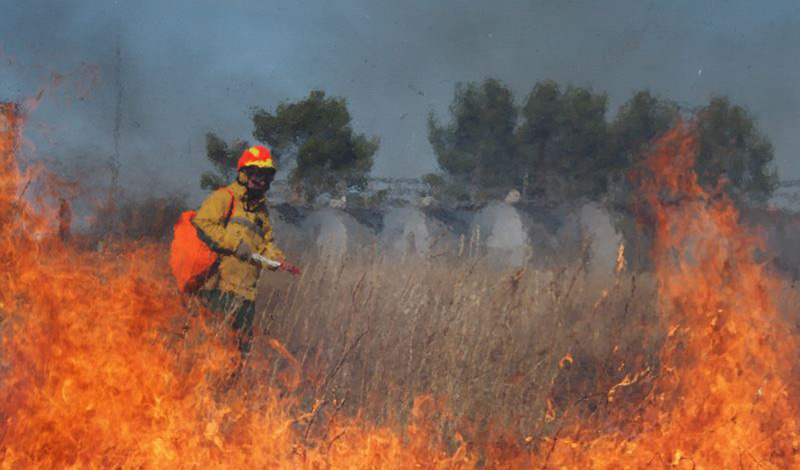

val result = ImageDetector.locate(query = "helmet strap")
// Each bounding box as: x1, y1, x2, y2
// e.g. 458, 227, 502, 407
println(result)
236, 170, 248, 185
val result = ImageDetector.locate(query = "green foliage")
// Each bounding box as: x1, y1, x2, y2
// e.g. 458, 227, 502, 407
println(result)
606, 91, 679, 269
516, 80, 560, 166
428, 79, 519, 189
608, 93, 778, 270
252, 90, 378, 201
431, 81, 778, 208
517, 82, 611, 201
609, 90, 678, 166
429, 79, 616, 204
695, 96, 778, 203
200, 133, 249, 190
421, 171, 473, 204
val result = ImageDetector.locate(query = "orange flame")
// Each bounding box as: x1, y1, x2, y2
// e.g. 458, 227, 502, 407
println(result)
491, 122, 800, 468
0, 102, 474, 469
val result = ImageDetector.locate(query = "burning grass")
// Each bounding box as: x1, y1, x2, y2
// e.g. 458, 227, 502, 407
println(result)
3, 103, 800, 469
252, 249, 661, 440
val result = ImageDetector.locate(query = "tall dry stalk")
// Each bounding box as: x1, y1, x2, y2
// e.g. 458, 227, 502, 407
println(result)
246, 239, 664, 444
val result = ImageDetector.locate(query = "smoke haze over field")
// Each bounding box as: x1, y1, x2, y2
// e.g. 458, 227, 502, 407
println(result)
2, 0, 799, 204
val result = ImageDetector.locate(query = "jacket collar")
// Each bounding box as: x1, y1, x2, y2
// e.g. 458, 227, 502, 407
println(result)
228, 181, 266, 209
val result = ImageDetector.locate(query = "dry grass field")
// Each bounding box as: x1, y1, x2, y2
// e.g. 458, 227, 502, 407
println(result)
221, 243, 664, 443
201, 234, 798, 463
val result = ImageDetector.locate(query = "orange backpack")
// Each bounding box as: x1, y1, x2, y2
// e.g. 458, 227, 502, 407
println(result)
169, 190, 235, 293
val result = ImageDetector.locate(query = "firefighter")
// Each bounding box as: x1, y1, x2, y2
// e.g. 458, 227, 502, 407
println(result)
192, 145, 299, 357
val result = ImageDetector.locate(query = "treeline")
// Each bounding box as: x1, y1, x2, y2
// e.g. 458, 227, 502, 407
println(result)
204, 79, 777, 207
427, 79, 776, 206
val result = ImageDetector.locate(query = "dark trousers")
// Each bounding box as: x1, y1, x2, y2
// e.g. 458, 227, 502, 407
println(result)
199, 289, 256, 358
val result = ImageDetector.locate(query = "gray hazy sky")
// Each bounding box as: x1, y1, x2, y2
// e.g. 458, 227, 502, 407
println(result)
2, 0, 799, 203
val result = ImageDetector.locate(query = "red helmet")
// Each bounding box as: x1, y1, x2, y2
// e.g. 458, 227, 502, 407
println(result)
237, 145, 276, 172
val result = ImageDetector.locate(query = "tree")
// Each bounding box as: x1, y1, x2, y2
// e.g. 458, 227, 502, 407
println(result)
608, 93, 778, 270
606, 90, 678, 226
517, 82, 610, 202
609, 90, 677, 167
606, 91, 678, 270
608, 93, 777, 203
695, 96, 777, 203
428, 78, 519, 194
200, 133, 249, 190
251, 90, 378, 201
516, 81, 560, 185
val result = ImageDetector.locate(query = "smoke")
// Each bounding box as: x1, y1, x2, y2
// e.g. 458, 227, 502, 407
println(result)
470, 201, 530, 268
740, 207, 800, 278
381, 207, 432, 258
2, 0, 799, 206
300, 208, 375, 264
575, 203, 624, 278
4, 1, 799, 269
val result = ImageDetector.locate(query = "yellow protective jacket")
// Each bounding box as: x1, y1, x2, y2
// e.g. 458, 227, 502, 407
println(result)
192, 181, 284, 301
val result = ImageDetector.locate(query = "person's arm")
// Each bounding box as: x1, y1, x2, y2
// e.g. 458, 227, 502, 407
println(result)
192, 190, 239, 254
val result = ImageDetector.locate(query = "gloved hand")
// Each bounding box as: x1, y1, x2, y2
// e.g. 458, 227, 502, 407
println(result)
235, 240, 254, 261
249, 253, 282, 270
247, 253, 301, 276
279, 261, 302, 276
